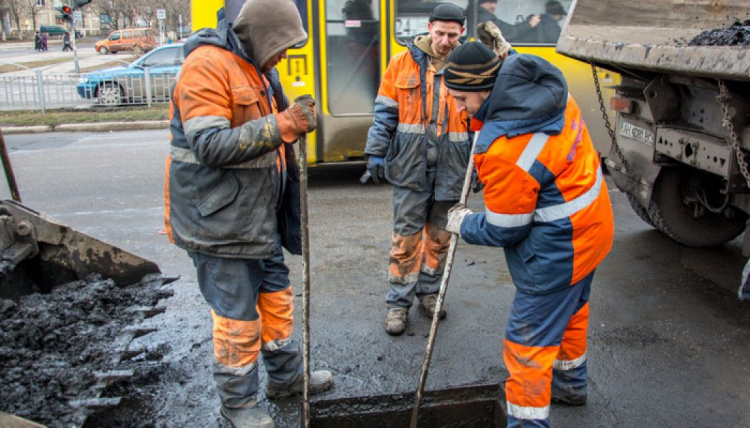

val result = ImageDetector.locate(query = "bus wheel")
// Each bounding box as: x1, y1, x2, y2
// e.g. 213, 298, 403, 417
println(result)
647, 168, 746, 247
98, 83, 123, 105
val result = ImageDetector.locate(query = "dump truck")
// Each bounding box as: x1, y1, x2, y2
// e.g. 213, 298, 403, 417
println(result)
556, 0, 750, 250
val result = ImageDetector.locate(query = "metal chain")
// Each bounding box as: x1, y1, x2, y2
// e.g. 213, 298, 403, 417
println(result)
591, 63, 629, 172
716, 79, 750, 188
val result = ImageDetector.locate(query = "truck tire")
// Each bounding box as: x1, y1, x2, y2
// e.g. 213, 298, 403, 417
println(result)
647, 168, 746, 247
626, 193, 655, 227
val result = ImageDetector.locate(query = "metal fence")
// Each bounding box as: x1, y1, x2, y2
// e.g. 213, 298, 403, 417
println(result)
0, 66, 177, 112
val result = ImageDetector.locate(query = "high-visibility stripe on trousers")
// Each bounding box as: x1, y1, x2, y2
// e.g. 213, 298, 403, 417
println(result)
386, 222, 451, 307
504, 272, 593, 427
189, 247, 301, 407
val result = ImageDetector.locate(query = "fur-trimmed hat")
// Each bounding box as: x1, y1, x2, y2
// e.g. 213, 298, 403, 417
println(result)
428, 3, 466, 26
444, 42, 501, 91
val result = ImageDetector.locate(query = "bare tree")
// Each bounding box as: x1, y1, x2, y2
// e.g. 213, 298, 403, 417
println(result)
93, 0, 187, 33
96, 0, 130, 30
7, 0, 24, 39
22, 0, 44, 32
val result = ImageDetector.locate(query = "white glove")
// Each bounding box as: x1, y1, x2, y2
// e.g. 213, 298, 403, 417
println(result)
446, 203, 473, 236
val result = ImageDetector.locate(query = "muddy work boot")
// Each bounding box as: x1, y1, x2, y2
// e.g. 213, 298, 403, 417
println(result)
266, 369, 334, 399
551, 386, 587, 406
419, 294, 446, 320
385, 307, 408, 335
221, 401, 275, 428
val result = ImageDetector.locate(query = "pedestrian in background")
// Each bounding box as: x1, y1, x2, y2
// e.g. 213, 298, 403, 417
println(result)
40, 32, 48, 51
62, 32, 73, 51
164, 0, 333, 427
364, 3, 471, 336
444, 41, 614, 427
34, 31, 41, 51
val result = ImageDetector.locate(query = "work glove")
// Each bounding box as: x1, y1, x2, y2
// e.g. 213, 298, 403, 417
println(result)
278, 94, 317, 143
446, 203, 473, 236
366, 155, 386, 184
477, 21, 512, 60
471, 168, 484, 193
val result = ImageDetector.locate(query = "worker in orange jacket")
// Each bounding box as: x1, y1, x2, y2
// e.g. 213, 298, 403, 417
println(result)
444, 41, 614, 427
164, 1, 333, 427
364, 3, 471, 335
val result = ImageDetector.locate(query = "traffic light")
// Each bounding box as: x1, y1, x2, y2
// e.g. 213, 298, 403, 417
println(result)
59, 5, 72, 22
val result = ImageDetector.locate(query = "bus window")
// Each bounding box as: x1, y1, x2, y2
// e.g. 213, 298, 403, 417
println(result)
326, 0, 380, 115
395, 1, 468, 44
476, 0, 571, 44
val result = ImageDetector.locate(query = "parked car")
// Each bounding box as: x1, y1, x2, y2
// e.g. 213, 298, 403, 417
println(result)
76, 44, 184, 105
95, 28, 156, 54
39, 25, 82, 39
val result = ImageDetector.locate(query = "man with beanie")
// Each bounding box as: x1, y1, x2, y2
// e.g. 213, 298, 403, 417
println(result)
443, 41, 614, 427
476, 0, 540, 42
364, 3, 471, 336
164, 1, 333, 427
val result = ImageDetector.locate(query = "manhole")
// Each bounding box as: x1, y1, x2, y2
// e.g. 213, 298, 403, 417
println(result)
310, 383, 506, 427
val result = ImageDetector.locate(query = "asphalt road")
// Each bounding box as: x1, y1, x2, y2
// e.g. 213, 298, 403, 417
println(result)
2, 129, 750, 427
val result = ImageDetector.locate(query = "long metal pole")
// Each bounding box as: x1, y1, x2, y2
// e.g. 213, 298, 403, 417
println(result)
0, 128, 21, 202
410, 132, 480, 428
299, 134, 311, 428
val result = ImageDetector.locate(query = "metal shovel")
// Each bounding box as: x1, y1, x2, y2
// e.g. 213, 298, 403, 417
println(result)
410, 131, 480, 428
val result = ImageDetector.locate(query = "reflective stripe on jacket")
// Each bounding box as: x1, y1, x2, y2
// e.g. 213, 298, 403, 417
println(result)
462, 97, 614, 294
365, 42, 470, 200
165, 21, 300, 259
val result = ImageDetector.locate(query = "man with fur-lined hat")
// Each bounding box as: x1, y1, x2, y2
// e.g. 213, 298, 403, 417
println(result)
165, 1, 333, 426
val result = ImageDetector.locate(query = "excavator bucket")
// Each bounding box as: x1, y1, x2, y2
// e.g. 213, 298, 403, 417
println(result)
0, 199, 161, 300
556, 0, 750, 80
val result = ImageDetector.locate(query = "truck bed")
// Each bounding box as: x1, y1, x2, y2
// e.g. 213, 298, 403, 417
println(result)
556, 0, 750, 81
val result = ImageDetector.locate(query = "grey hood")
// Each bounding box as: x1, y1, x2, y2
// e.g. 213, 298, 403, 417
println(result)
233, 0, 308, 68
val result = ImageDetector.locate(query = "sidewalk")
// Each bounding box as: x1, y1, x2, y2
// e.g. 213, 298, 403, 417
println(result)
1, 120, 169, 135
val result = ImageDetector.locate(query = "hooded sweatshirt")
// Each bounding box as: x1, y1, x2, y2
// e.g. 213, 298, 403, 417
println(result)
233, 0, 307, 69
166, 6, 306, 258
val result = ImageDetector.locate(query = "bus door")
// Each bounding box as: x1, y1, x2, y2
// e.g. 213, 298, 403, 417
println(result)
317, 0, 381, 163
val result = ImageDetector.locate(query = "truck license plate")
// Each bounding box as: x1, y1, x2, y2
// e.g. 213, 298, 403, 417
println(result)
619, 122, 654, 147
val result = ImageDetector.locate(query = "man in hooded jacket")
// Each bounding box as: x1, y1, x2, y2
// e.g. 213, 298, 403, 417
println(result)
364, 3, 471, 336
443, 41, 614, 427
164, 1, 333, 426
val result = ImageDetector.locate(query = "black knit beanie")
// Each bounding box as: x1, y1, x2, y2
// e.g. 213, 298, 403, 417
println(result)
428, 4, 466, 26
444, 42, 501, 91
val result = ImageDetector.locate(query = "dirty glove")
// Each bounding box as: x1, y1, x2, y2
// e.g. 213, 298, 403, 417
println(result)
367, 156, 386, 184
471, 169, 484, 193
446, 203, 473, 236
477, 21, 512, 60
278, 94, 317, 143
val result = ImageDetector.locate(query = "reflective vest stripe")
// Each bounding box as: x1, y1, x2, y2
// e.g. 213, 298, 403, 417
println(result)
170, 145, 276, 169
375, 95, 398, 109
506, 402, 550, 421
535, 167, 604, 223
397, 123, 425, 134
554, 352, 587, 371
486, 210, 534, 228
516, 133, 549, 172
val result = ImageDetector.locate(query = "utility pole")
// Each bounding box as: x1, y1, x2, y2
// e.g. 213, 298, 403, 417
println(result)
69, 1, 80, 74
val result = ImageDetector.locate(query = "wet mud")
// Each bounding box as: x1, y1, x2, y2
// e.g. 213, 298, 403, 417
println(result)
689, 19, 750, 46
0, 275, 170, 427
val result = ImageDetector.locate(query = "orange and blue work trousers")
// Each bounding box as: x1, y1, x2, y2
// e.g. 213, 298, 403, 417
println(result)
189, 245, 302, 409
504, 272, 593, 427
387, 170, 454, 308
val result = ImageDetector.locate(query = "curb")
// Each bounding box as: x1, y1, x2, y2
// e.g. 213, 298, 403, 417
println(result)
2, 120, 169, 135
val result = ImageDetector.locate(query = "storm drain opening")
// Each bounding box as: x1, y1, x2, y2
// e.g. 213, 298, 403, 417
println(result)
310, 383, 506, 427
